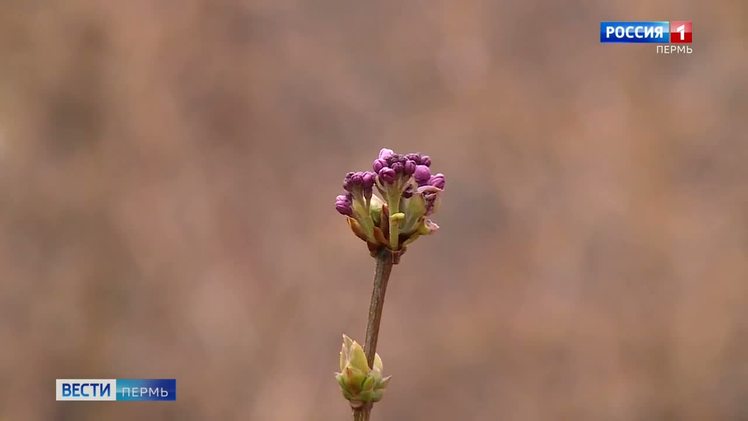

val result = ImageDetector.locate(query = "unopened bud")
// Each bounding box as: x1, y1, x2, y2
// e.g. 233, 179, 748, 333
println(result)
335, 335, 392, 407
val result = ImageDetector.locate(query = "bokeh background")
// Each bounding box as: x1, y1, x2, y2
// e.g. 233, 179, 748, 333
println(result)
1, 0, 746, 420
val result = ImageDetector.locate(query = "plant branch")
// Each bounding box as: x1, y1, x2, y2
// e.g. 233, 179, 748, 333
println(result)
353, 404, 371, 421
364, 249, 394, 366
352, 249, 393, 421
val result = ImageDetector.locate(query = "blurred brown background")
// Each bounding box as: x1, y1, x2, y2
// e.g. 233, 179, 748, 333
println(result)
0, 0, 746, 420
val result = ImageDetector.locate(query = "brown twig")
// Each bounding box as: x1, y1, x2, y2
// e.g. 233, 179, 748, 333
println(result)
352, 249, 394, 421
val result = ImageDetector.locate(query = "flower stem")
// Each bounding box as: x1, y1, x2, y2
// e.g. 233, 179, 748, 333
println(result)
365, 249, 394, 366
353, 404, 371, 421
387, 191, 401, 250
352, 249, 393, 421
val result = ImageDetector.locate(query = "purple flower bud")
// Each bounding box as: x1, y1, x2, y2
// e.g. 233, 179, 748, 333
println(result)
372, 159, 387, 173
362, 172, 375, 189
351, 172, 363, 186
421, 155, 432, 167
379, 148, 394, 160
378, 167, 397, 184
343, 173, 354, 192
391, 162, 404, 174
413, 165, 431, 185
429, 173, 445, 189
335, 194, 353, 216
362, 171, 375, 200
404, 160, 416, 176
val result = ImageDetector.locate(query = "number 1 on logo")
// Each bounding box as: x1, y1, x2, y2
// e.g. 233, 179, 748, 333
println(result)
676, 24, 685, 41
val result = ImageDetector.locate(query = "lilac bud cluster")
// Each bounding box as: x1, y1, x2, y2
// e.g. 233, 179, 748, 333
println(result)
372, 149, 433, 186
411, 163, 445, 191
335, 148, 446, 257
335, 171, 376, 217
343, 171, 376, 195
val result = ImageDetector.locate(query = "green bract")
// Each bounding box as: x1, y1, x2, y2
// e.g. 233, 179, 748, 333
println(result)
335, 335, 391, 408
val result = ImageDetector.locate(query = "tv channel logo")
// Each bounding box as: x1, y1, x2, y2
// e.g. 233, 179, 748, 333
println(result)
56, 379, 176, 401
600, 21, 692, 44
669, 21, 692, 43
